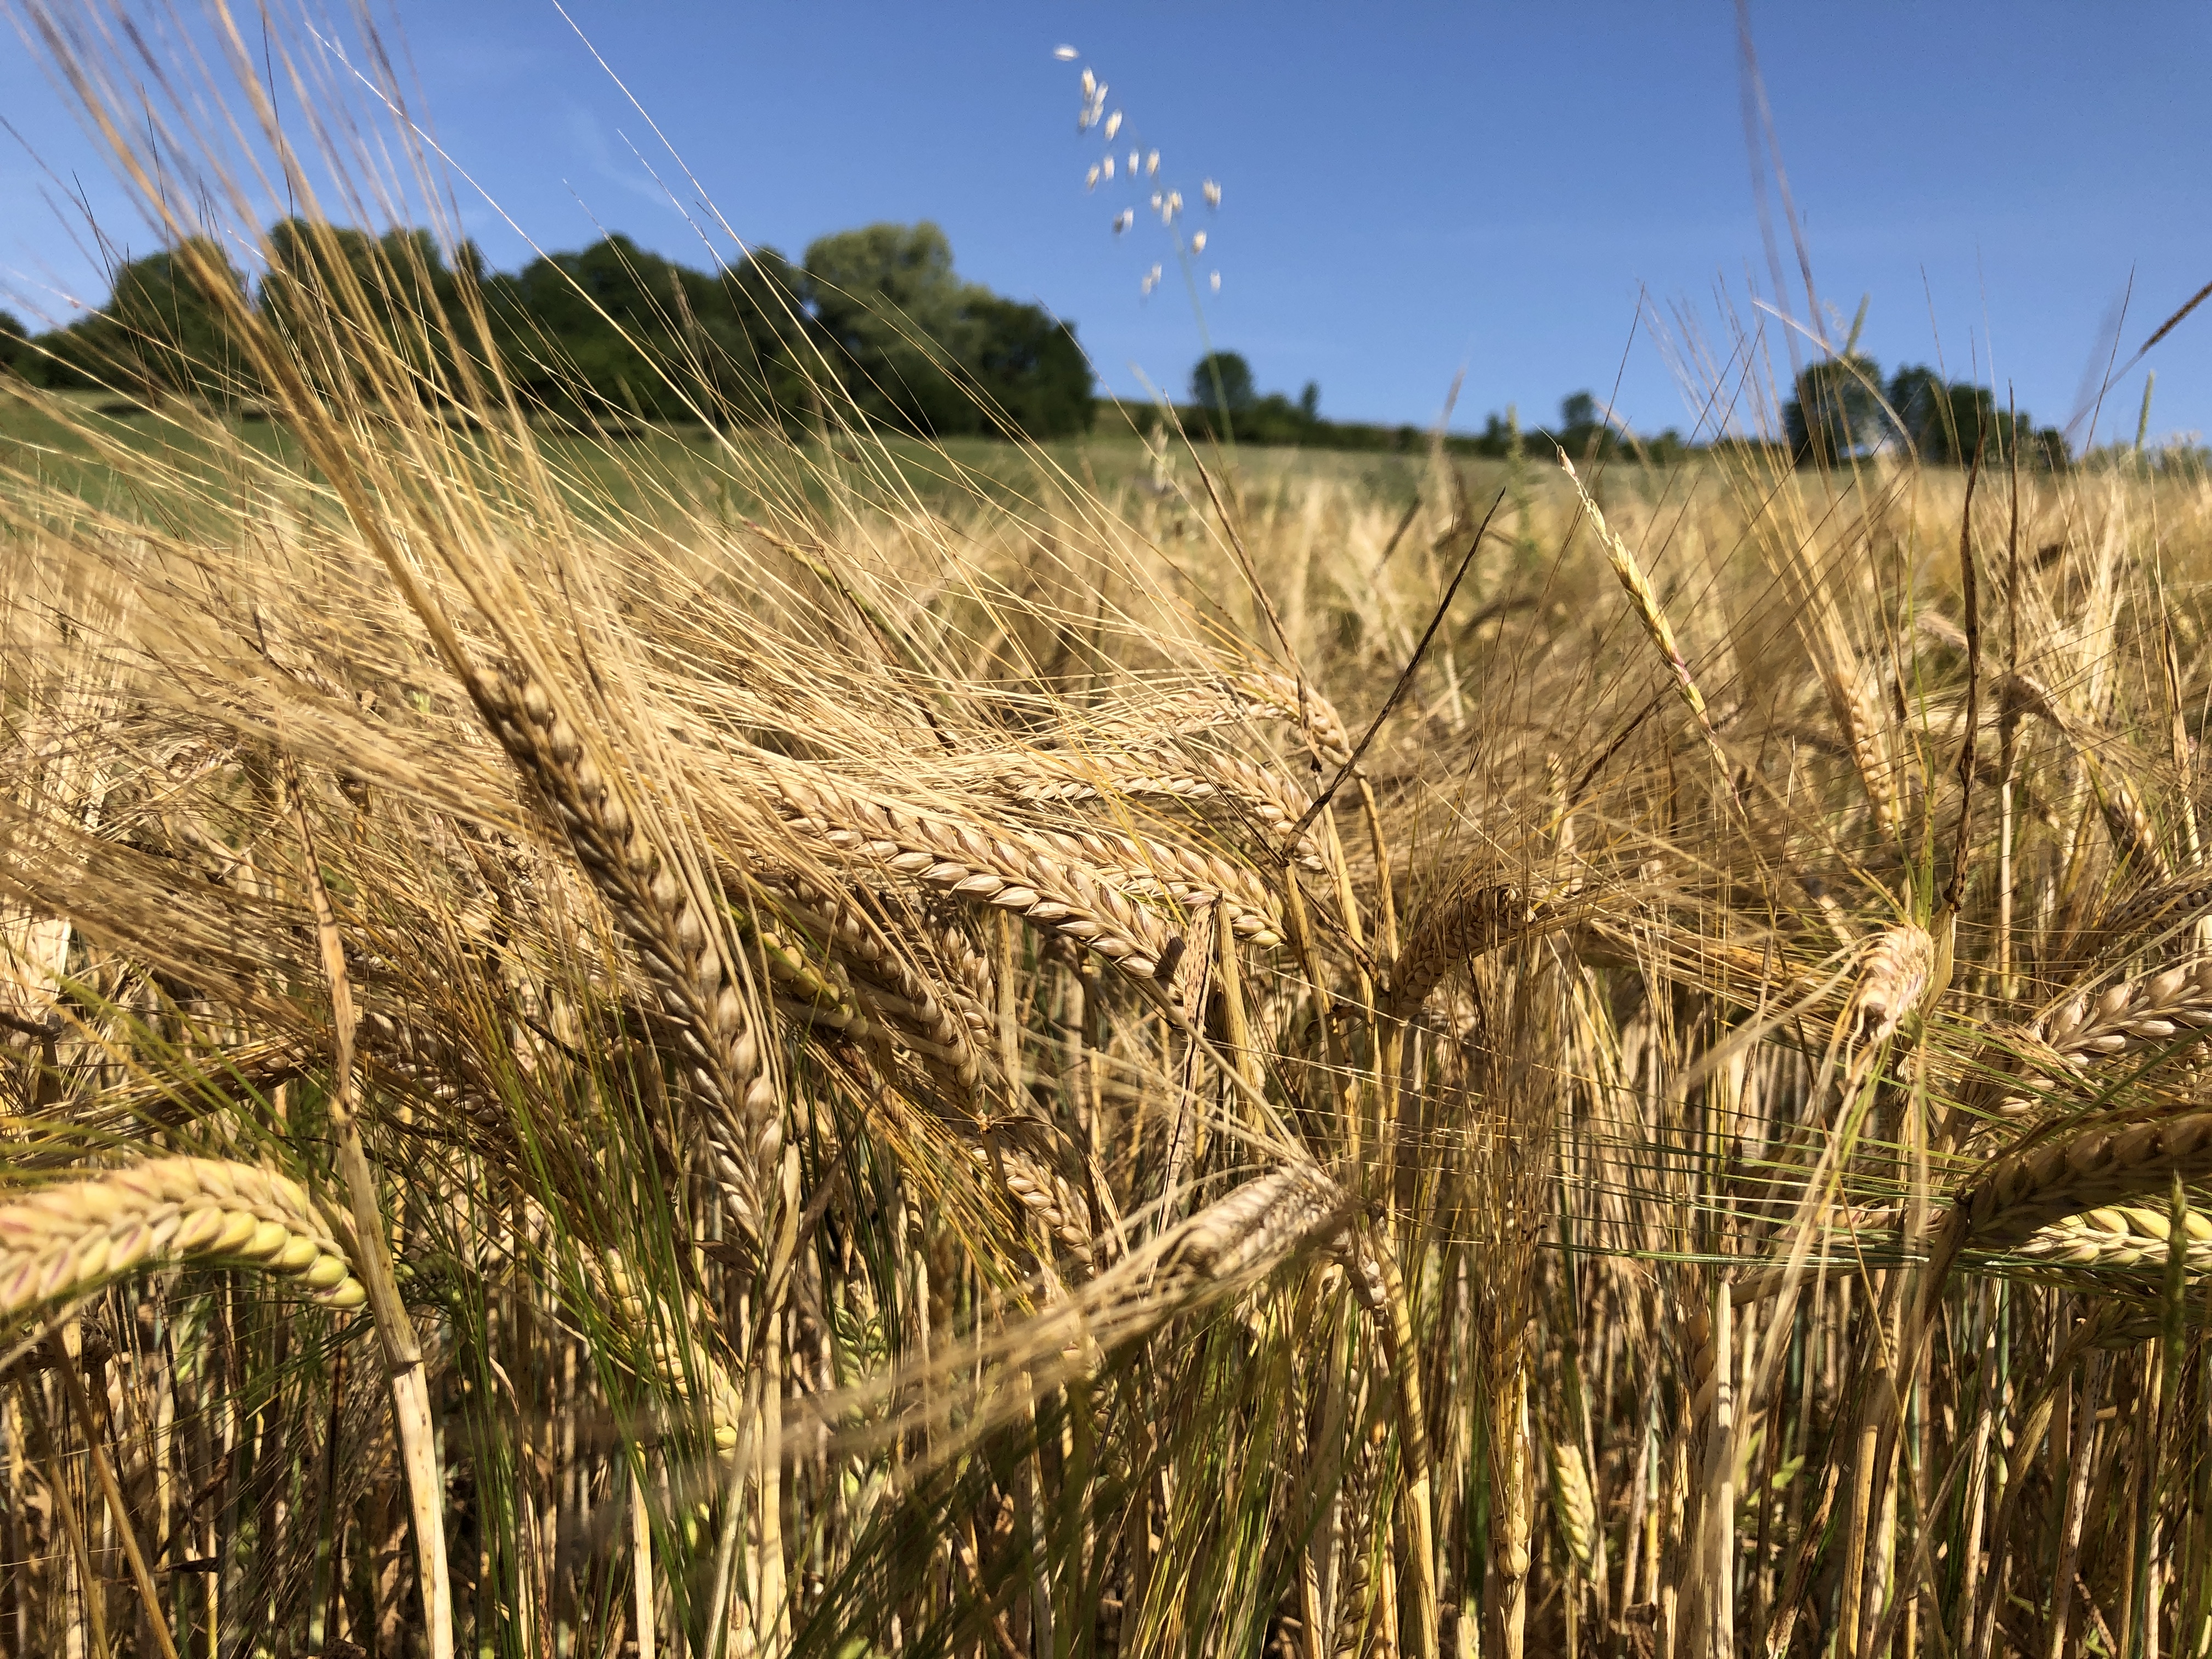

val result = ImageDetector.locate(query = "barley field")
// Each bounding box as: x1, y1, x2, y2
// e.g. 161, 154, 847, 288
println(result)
9, 9, 2212, 1659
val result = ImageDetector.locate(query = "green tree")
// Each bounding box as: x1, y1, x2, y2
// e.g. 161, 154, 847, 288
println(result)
259, 220, 523, 413
1885, 365, 2066, 469
36, 239, 250, 400
964, 293, 1093, 439
1784, 354, 1884, 464
488, 232, 813, 427
1556, 390, 1616, 455
1190, 350, 1255, 415
1299, 381, 1321, 424
802, 222, 978, 435
0, 310, 25, 377
802, 222, 1090, 438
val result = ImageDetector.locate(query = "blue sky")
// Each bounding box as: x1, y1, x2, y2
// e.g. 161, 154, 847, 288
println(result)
4, 2, 2209, 447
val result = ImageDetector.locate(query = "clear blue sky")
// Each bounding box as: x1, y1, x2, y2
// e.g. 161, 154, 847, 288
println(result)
5, 2, 2209, 447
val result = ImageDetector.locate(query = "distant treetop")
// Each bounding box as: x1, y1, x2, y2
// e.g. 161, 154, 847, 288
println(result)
1190, 350, 1256, 415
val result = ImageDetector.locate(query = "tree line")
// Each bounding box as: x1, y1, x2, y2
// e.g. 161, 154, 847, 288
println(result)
1169, 348, 2074, 469
0, 220, 1096, 439
0, 241, 2081, 467
1173, 354, 1698, 461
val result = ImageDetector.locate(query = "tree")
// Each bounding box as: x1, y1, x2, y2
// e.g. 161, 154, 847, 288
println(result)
964, 294, 1094, 439
802, 222, 979, 435
1783, 354, 1884, 464
1556, 390, 1613, 456
487, 232, 814, 427
800, 222, 1091, 438
1886, 365, 2067, 469
1299, 381, 1321, 424
0, 310, 25, 377
1190, 351, 1255, 415
260, 221, 461, 404
32, 239, 251, 399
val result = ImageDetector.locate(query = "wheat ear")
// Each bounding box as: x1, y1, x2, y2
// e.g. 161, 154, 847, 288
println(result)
0, 1158, 365, 1322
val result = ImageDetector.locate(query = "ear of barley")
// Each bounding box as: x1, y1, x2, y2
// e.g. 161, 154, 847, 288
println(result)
2007, 1202, 2212, 1272
2001, 674, 2169, 877
1830, 658, 1903, 837
476, 672, 780, 1232
1547, 1434, 1598, 1573
1003, 749, 1331, 873
1030, 822, 1282, 945
1384, 884, 1536, 1023
2098, 872, 2212, 948
1734, 1200, 2212, 1302
1955, 1109, 2212, 1248
2040, 961, 2212, 1061
1850, 924, 1933, 1045
972, 1142, 1097, 1275
769, 771, 1184, 984
1149, 1162, 1349, 1296
0, 1159, 365, 1322
1229, 672, 1357, 769
755, 867, 988, 1096
599, 1251, 744, 1451
1974, 961, 2212, 1131
2080, 744, 2170, 878
1558, 450, 1727, 770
